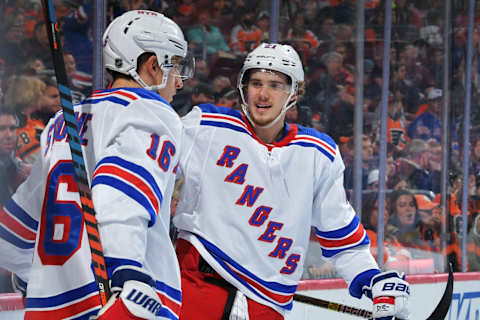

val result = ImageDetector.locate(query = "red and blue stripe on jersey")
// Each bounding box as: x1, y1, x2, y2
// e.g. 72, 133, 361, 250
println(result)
0, 199, 38, 249
196, 235, 297, 310
25, 281, 102, 320
197, 104, 337, 162
288, 126, 336, 162
83, 88, 170, 107
199, 104, 252, 136
314, 215, 370, 258
92, 156, 163, 227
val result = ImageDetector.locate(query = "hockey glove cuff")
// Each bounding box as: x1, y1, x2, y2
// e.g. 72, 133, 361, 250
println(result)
96, 266, 162, 320
362, 270, 410, 319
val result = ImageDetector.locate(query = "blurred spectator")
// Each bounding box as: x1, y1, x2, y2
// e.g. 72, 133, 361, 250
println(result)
468, 214, 480, 271
361, 192, 410, 268
344, 135, 375, 190
0, 13, 29, 72
187, 8, 231, 58
177, 0, 195, 18
367, 169, 379, 190
388, 189, 438, 265
333, 0, 355, 24
230, 8, 262, 55
307, 51, 355, 138
175, 82, 215, 117
408, 88, 442, 142
0, 108, 30, 207
33, 77, 61, 125
63, 52, 89, 102
3, 75, 46, 164
381, 94, 409, 152
24, 21, 52, 69
399, 43, 435, 92
215, 86, 239, 110
62, 1, 94, 85
22, 57, 48, 76
212, 75, 232, 95
391, 63, 421, 115
256, 10, 271, 42
396, 139, 438, 192
285, 12, 319, 64
470, 136, 480, 178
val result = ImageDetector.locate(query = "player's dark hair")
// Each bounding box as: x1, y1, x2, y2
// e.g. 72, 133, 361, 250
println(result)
107, 52, 155, 81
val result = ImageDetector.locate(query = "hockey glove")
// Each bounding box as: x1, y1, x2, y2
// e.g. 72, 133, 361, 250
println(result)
362, 270, 410, 319
95, 266, 162, 320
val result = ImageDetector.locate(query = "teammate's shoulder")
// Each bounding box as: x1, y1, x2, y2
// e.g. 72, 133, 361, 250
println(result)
196, 103, 243, 117
83, 87, 171, 108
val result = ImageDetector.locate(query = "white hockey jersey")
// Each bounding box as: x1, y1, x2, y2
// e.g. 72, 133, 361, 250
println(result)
174, 104, 380, 315
0, 88, 182, 319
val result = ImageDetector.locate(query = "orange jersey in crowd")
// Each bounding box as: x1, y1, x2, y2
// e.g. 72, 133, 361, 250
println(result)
387, 117, 409, 150
231, 26, 262, 53
16, 117, 45, 164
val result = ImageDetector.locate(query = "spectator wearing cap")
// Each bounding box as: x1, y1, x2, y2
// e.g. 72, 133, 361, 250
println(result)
367, 169, 379, 190
408, 88, 443, 142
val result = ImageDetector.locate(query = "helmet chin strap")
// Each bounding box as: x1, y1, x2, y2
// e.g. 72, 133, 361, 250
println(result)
128, 66, 171, 92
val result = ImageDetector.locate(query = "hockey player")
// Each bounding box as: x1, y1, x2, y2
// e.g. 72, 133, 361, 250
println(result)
0, 10, 193, 320
174, 43, 410, 319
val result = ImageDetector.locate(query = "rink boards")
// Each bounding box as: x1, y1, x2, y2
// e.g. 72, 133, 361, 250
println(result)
0, 272, 478, 319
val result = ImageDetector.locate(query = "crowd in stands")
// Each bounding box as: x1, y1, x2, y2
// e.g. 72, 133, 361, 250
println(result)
1, 0, 480, 290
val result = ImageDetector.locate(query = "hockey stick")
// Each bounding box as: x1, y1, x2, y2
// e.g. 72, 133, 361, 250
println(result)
294, 263, 454, 320
41, 0, 111, 306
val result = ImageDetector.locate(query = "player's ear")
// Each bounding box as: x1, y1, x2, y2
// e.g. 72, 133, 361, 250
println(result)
146, 55, 159, 75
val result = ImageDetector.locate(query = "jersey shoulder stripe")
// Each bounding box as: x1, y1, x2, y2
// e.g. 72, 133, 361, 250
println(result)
196, 235, 296, 310
92, 156, 163, 227
289, 126, 337, 162
83, 88, 170, 108
0, 199, 38, 249
198, 104, 251, 135
25, 281, 101, 319
314, 215, 370, 257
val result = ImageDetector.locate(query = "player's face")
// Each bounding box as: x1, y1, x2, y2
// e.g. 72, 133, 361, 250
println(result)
246, 70, 291, 126
157, 67, 183, 103
0, 115, 17, 156
395, 195, 416, 227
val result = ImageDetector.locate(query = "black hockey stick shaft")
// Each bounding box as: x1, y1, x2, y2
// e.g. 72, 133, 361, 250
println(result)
41, 0, 111, 306
294, 264, 454, 320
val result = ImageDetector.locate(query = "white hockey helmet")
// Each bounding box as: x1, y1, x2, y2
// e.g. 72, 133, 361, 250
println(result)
103, 10, 194, 90
237, 43, 304, 128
